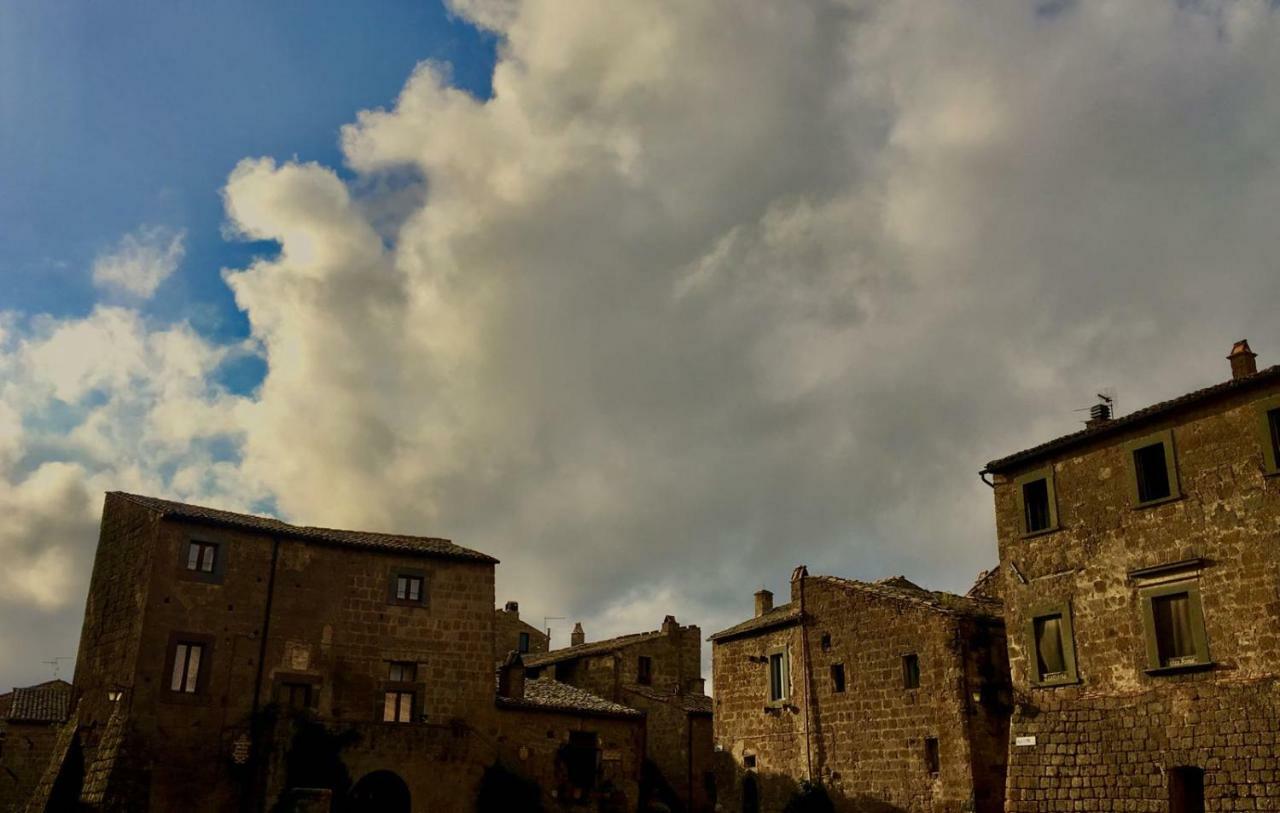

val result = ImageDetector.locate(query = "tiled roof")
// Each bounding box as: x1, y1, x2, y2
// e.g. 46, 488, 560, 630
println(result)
497, 678, 643, 718
623, 685, 713, 715
23, 711, 78, 813
967, 567, 1001, 600
814, 575, 1001, 620
522, 629, 666, 668
7, 680, 71, 723
983, 365, 1280, 474
112, 492, 498, 564
80, 700, 126, 805
707, 603, 801, 642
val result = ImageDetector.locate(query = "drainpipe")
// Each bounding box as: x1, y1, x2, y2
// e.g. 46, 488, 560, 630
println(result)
242, 535, 282, 813
795, 568, 815, 784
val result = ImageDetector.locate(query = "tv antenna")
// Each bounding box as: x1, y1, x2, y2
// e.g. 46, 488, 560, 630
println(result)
42, 657, 73, 679
1073, 388, 1116, 425
543, 616, 565, 648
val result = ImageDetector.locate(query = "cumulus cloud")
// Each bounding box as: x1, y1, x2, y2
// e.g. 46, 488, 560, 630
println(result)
91, 225, 185, 299
8, 0, 1280, 688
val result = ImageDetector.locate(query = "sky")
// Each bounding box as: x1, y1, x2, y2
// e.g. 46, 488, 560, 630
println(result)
3, 0, 1280, 691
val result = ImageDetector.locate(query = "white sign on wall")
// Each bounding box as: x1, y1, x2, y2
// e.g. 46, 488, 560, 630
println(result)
1015, 736, 1037, 747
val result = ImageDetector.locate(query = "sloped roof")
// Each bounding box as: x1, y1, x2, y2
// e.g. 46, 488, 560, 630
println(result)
522, 629, 666, 668
7, 680, 71, 723
967, 567, 1002, 600
983, 365, 1280, 474
707, 602, 801, 642
80, 700, 126, 805
623, 685, 713, 715
112, 492, 497, 563
497, 678, 643, 718
814, 575, 1001, 620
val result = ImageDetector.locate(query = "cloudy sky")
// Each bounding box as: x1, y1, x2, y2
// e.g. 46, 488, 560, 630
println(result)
3, 0, 1280, 691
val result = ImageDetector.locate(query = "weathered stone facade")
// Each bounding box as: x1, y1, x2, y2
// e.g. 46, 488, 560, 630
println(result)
710, 568, 1010, 813
983, 345, 1280, 812
495, 601, 550, 664
0, 681, 71, 813
524, 615, 715, 812
26, 492, 646, 813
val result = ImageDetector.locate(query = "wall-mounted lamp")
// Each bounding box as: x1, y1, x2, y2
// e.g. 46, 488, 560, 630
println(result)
107, 689, 123, 702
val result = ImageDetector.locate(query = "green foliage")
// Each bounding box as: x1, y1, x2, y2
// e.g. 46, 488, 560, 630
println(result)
783, 780, 835, 813
269, 712, 361, 813
476, 761, 544, 813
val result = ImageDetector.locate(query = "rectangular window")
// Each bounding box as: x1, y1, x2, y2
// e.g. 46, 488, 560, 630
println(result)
1141, 582, 1210, 672
387, 661, 417, 682
278, 682, 312, 710
170, 642, 204, 693
1268, 409, 1280, 472
1126, 430, 1179, 506
830, 663, 845, 693
1027, 603, 1079, 686
1257, 398, 1280, 476
1014, 466, 1058, 536
768, 649, 788, 703
185, 541, 218, 573
396, 575, 423, 602
565, 731, 600, 790
637, 656, 653, 685
924, 737, 940, 775
518, 632, 531, 653
382, 690, 414, 723
902, 653, 920, 689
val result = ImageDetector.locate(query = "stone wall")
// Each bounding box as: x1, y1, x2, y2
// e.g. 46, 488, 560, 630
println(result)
0, 722, 63, 813
990, 377, 1280, 811
494, 604, 549, 664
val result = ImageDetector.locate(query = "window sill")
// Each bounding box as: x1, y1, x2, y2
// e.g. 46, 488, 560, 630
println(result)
1020, 526, 1061, 540
1030, 676, 1081, 689
1144, 661, 1214, 676
1132, 494, 1183, 511
1264, 469, 1280, 479
387, 599, 428, 609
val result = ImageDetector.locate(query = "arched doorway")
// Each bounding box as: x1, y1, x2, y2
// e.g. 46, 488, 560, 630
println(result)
741, 773, 759, 813
349, 770, 411, 813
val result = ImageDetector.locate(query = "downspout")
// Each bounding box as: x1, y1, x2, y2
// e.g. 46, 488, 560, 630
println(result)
687, 712, 694, 812
242, 535, 282, 813
978, 469, 995, 489
797, 572, 815, 783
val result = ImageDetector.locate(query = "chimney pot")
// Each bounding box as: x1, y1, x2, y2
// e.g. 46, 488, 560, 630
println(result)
570, 622, 585, 647
754, 589, 774, 617
662, 615, 679, 634
504, 601, 519, 615
1228, 339, 1258, 380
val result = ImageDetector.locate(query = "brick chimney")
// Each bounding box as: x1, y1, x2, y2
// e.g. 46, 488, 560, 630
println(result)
662, 614, 679, 635
570, 622, 585, 647
503, 601, 519, 618
498, 651, 525, 699
1228, 339, 1258, 380
754, 589, 773, 617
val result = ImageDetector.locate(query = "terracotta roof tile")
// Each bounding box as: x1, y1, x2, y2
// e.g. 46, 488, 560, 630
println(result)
814, 575, 1001, 620
7, 680, 71, 723
112, 492, 497, 563
497, 678, 643, 718
623, 685, 713, 715
522, 629, 666, 668
707, 603, 801, 642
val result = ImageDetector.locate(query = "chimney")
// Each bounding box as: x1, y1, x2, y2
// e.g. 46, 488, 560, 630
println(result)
1085, 402, 1112, 428
498, 651, 525, 699
754, 589, 773, 617
662, 614, 679, 635
790, 565, 809, 602
503, 601, 519, 617
570, 622, 585, 647
1228, 339, 1258, 380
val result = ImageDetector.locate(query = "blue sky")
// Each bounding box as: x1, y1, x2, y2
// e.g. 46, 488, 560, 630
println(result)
1, 0, 495, 386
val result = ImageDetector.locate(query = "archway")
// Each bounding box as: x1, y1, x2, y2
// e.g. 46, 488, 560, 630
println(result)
741, 773, 759, 813
348, 770, 411, 813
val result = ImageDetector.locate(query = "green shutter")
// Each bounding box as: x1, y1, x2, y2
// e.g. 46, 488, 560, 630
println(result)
1026, 601, 1079, 687
1139, 581, 1211, 673
1255, 395, 1280, 476
1123, 429, 1180, 507
1013, 465, 1060, 536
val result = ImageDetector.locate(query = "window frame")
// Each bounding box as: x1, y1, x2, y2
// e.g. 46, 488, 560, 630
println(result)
518, 632, 531, 654
636, 655, 653, 686
902, 653, 920, 690
382, 689, 416, 723
1124, 429, 1181, 508
388, 568, 429, 608
162, 632, 215, 700
178, 538, 225, 584
1139, 581, 1211, 675
1255, 395, 1280, 477
1013, 465, 1059, 537
1026, 602, 1080, 688
766, 646, 790, 706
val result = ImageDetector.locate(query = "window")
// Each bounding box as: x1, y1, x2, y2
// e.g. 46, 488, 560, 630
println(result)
767, 648, 789, 703
185, 541, 218, 573
743, 753, 757, 770
830, 663, 845, 693
637, 656, 653, 685
820, 633, 831, 651
1014, 467, 1058, 535
278, 682, 312, 710
1267, 408, 1280, 474
564, 731, 600, 791
518, 632, 531, 653
383, 690, 414, 723
902, 653, 920, 689
1140, 582, 1210, 672
1256, 397, 1280, 476
1027, 603, 1079, 686
170, 642, 204, 693
387, 661, 417, 682
388, 570, 427, 606
1125, 430, 1179, 506
396, 575, 423, 602
923, 737, 940, 775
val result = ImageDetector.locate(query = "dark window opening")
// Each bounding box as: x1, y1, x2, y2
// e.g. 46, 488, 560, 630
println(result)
564, 731, 600, 791
768, 651, 787, 702
1134, 442, 1172, 503
518, 632, 530, 653
637, 655, 653, 685
395, 575, 424, 603
830, 663, 845, 693
170, 642, 204, 693
923, 737, 940, 775
902, 653, 920, 689
1022, 478, 1051, 533
1169, 766, 1205, 813
382, 690, 414, 723
387, 661, 416, 682
743, 753, 757, 770
1152, 593, 1198, 667
1034, 615, 1068, 679
278, 682, 312, 710
820, 633, 831, 651
1268, 408, 1280, 468
185, 541, 218, 573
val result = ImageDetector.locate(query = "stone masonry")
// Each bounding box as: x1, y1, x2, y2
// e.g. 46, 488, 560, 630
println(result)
494, 600, 550, 664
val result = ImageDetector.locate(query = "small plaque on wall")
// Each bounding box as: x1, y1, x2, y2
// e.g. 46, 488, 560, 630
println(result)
603, 750, 622, 762
1015, 736, 1037, 747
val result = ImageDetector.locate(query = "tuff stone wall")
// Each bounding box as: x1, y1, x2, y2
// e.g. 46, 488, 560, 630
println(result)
991, 378, 1280, 811
0, 722, 63, 813
494, 605, 549, 663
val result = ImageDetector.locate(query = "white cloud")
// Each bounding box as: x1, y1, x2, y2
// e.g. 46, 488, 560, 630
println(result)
91, 225, 185, 299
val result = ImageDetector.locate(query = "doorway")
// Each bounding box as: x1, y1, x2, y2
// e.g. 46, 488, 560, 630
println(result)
349, 770, 411, 813
1169, 766, 1205, 813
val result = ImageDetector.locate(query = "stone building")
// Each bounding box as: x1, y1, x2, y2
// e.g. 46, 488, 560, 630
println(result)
709, 566, 1010, 813
0, 680, 71, 813
524, 615, 715, 812
494, 600, 550, 664
24, 491, 646, 813
981, 340, 1280, 812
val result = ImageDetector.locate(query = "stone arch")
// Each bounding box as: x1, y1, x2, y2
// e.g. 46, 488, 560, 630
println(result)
348, 769, 411, 813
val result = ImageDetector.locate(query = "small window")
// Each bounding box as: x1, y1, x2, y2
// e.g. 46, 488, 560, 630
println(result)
388, 661, 417, 682
902, 653, 920, 689
185, 541, 218, 573
743, 753, 757, 770
278, 682, 312, 710
820, 633, 831, 651
389, 570, 427, 606
396, 575, 423, 602
637, 656, 653, 686
830, 663, 845, 693
1256, 397, 1280, 476
1126, 430, 1179, 506
1014, 467, 1058, 535
767, 649, 789, 703
170, 642, 204, 693
1267, 408, 1280, 473
383, 690, 414, 723
1027, 603, 1079, 686
518, 632, 531, 653
1140, 582, 1210, 672
923, 737, 940, 775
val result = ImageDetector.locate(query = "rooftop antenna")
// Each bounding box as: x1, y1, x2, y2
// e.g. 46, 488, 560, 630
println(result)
543, 616, 565, 649
42, 657, 73, 680
1073, 387, 1116, 426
